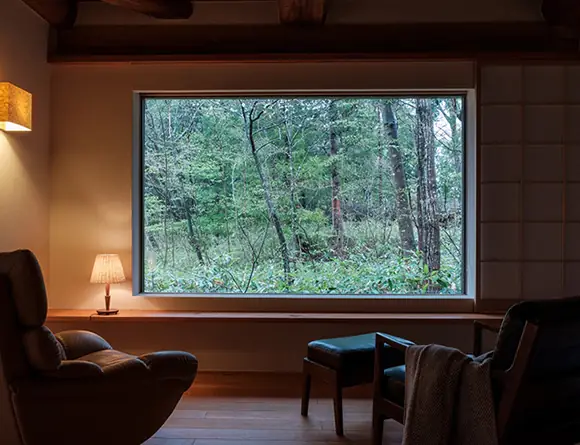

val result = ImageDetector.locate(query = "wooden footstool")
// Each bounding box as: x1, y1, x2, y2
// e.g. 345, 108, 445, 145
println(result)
300, 333, 376, 436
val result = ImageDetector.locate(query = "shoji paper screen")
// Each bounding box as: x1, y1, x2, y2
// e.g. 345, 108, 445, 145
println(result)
479, 64, 580, 311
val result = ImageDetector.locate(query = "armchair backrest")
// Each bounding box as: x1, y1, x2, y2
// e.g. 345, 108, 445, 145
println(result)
0, 250, 51, 445
492, 296, 580, 443
0, 250, 66, 377
492, 296, 580, 374
0, 250, 49, 382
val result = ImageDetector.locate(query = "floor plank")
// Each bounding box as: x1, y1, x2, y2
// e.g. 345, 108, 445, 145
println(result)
144, 439, 195, 445
200, 410, 372, 422
146, 396, 402, 445
163, 417, 325, 430
193, 441, 333, 445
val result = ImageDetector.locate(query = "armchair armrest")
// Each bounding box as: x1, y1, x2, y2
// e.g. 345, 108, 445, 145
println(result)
139, 351, 198, 382
56, 330, 112, 360
48, 360, 104, 379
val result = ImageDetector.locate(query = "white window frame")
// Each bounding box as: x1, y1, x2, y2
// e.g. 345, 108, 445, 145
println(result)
132, 89, 477, 311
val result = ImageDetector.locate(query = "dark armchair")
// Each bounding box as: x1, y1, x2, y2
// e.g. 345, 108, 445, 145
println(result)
0, 250, 198, 445
373, 297, 580, 445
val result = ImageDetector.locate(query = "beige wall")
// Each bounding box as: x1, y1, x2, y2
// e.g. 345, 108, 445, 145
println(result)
48, 61, 479, 371
49, 61, 475, 312
0, 0, 50, 275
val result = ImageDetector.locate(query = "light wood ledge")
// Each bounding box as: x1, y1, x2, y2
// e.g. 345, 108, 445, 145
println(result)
47, 310, 504, 324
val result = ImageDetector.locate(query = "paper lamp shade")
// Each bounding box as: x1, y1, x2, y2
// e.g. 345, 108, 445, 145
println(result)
0, 82, 32, 132
90, 254, 126, 284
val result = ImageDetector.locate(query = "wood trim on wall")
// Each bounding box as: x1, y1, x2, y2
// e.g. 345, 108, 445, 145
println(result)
48, 23, 580, 64
477, 299, 524, 313
20, 0, 77, 27
46, 309, 504, 323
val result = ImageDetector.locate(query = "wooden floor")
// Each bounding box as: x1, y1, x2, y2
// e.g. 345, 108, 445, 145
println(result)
145, 396, 403, 445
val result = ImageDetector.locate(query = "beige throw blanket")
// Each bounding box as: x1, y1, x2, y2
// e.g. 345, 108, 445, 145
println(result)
402, 345, 498, 445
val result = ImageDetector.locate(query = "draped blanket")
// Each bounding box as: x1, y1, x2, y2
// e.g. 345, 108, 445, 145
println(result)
402, 345, 498, 445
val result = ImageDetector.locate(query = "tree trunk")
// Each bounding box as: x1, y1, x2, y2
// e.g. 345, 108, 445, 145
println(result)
162, 145, 170, 268
449, 98, 462, 174
438, 98, 463, 215
219, 142, 232, 254
184, 206, 205, 265
449, 98, 462, 216
329, 100, 345, 256
415, 98, 441, 273
243, 103, 291, 285
376, 105, 385, 213
379, 100, 416, 255
282, 106, 300, 257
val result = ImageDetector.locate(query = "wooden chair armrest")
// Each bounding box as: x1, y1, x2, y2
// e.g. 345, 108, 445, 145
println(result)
373, 333, 411, 398
474, 320, 501, 333
375, 332, 410, 353
473, 320, 502, 356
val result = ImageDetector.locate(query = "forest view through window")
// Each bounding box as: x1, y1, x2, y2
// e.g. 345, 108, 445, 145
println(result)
141, 96, 465, 295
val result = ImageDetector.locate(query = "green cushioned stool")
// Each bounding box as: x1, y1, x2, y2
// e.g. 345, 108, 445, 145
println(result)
300, 333, 376, 436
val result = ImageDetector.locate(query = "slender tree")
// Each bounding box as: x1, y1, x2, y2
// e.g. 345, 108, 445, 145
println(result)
376, 105, 385, 213
329, 100, 345, 256
145, 100, 205, 266
437, 98, 463, 215
415, 98, 441, 272
280, 102, 302, 258
241, 101, 291, 284
182, 197, 205, 265
379, 100, 416, 255
448, 98, 462, 174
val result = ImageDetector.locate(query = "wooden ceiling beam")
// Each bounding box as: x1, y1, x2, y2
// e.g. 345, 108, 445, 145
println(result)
542, 0, 580, 29
49, 23, 580, 63
278, 0, 325, 25
79, 0, 264, 2
98, 0, 193, 19
20, 0, 77, 27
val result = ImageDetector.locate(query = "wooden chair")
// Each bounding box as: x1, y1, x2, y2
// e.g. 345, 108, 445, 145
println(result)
373, 297, 580, 445
301, 333, 412, 435
300, 334, 377, 436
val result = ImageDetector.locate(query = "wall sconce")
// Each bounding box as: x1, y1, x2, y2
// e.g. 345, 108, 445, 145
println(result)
0, 82, 32, 132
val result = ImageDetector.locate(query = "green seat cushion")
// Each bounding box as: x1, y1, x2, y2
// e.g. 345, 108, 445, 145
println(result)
307, 333, 376, 370
381, 365, 406, 406
307, 333, 410, 387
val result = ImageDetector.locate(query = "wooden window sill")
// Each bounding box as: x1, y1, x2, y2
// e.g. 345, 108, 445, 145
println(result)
46, 310, 504, 324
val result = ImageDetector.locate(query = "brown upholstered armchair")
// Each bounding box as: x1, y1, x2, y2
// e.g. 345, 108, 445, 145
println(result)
0, 250, 198, 445
373, 297, 580, 445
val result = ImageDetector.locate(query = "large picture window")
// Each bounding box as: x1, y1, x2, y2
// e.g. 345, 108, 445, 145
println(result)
137, 95, 468, 296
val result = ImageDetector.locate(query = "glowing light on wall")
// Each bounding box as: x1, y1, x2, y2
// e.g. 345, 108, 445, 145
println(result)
0, 82, 32, 132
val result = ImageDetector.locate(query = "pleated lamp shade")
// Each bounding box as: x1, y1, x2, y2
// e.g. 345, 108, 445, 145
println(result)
0, 82, 32, 132
90, 254, 126, 284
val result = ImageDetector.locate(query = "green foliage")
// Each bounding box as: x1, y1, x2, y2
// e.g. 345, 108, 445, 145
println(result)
145, 252, 457, 295
142, 97, 465, 295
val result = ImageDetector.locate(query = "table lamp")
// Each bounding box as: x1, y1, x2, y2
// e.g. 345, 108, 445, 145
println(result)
90, 254, 126, 315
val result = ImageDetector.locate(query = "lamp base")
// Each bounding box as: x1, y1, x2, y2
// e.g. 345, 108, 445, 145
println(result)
96, 308, 119, 316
